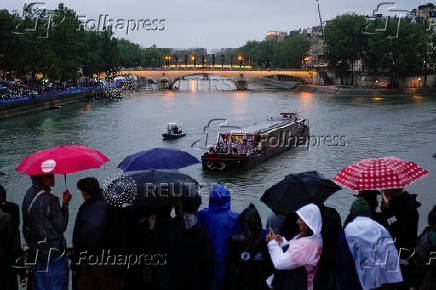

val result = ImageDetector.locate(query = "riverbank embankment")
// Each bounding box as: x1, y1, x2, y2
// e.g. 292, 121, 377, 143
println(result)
296, 84, 436, 96
0, 88, 120, 120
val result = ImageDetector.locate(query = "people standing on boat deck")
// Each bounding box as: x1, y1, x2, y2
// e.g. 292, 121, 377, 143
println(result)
22, 174, 71, 290
226, 203, 272, 290
409, 204, 436, 290
197, 184, 240, 290
71, 177, 123, 290
166, 194, 215, 290
380, 188, 420, 288
266, 203, 323, 290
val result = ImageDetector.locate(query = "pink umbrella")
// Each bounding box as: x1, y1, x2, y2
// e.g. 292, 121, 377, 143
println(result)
333, 156, 428, 191
16, 146, 109, 175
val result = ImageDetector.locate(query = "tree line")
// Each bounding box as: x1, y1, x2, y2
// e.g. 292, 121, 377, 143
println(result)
0, 3, 169, 82
323, 13, 433, 86
236, 35, 311, 69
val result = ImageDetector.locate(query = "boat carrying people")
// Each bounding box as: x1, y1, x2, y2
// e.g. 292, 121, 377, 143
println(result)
162, 122, 186, 140
201, 113, 309, 171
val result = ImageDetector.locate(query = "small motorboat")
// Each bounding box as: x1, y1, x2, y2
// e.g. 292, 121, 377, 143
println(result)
162, 122, 186, 140
49, 102, 62, 110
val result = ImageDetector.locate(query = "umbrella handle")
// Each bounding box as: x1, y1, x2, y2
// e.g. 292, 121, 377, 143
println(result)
64, 174, 67, 190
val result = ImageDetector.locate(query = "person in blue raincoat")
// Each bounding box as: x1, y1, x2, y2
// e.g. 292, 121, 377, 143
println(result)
197, 184, 240, 290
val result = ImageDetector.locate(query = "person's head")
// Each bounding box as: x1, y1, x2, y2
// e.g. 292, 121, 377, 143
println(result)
238, 203, 262, 240
209, 184, 231, 211
350, 197, 371, 219
428, 205, 436, 228
358, 190, 380, 211
77, 177, 101, 200
181, 194, 202, 214
296, 217, 313, 237
32, 174, 55, 187
295, 203, 322, 237
382, 188, 404, 201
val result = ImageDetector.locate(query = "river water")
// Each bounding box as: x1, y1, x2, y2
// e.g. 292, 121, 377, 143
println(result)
0, 87, 435, 244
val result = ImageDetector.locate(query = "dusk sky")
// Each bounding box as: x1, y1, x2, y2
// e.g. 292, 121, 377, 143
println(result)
4, 0, 423, 49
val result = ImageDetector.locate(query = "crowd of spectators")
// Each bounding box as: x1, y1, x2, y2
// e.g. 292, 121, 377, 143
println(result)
0, 78, 115, 104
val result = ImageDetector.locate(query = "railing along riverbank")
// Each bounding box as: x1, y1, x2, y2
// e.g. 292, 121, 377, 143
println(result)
0, 81, 129, 120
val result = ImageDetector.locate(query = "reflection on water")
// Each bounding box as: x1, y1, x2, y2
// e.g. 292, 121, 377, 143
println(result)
175, 78, 236, 91
0, 91, 435, 243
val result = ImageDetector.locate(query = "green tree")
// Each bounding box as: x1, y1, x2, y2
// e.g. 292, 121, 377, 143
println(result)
277, 35, 311, 68
323, 14, 367, 85
365, 18, 428, 87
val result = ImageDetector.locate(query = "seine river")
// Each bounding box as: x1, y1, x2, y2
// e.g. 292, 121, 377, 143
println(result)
1, 86, 435, 243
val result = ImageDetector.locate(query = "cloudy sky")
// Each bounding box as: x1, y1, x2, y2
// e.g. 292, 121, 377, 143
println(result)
4, 0, 424, 49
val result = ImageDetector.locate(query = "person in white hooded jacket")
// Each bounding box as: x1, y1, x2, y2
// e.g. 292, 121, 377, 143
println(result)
266, 203, 323, 290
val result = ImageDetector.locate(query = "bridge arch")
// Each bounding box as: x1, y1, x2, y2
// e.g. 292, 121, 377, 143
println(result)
119, 69, 317, 90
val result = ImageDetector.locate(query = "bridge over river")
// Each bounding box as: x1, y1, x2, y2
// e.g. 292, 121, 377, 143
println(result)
119, 68, 318, 90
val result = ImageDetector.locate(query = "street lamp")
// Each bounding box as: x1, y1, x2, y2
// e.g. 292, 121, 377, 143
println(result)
191, 54, 197, 67
302, 56, 310, 69
237, 55, 244, 68
164, 55, 172, 68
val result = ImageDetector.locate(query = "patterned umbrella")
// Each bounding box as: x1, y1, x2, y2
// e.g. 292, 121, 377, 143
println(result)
333, 156, 428, 191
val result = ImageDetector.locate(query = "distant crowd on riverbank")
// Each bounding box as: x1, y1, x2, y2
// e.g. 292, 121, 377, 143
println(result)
0, 174, 435, 290
0, 78, 125, 104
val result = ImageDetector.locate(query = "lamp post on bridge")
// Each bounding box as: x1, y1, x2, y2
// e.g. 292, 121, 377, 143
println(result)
184, 54, 188, 68
221, 54, 224, 68
164, 55, 172, 68
237, 55, 244, 69
201, 55, 205, 68
230, 54, 233, 69
191, 54, 197, 68
212, 54, 216, 67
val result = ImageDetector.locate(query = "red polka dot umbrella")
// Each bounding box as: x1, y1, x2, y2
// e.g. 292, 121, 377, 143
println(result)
333, 157, 428, 191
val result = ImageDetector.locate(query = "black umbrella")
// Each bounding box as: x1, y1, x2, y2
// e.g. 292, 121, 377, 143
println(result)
0, 170, 4, 177
260, 171, 341, 216
103, 169, 199, 209
433, 153, 436, 159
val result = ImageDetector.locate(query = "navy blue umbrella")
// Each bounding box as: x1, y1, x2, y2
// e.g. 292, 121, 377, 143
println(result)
118, 148, 200, 172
